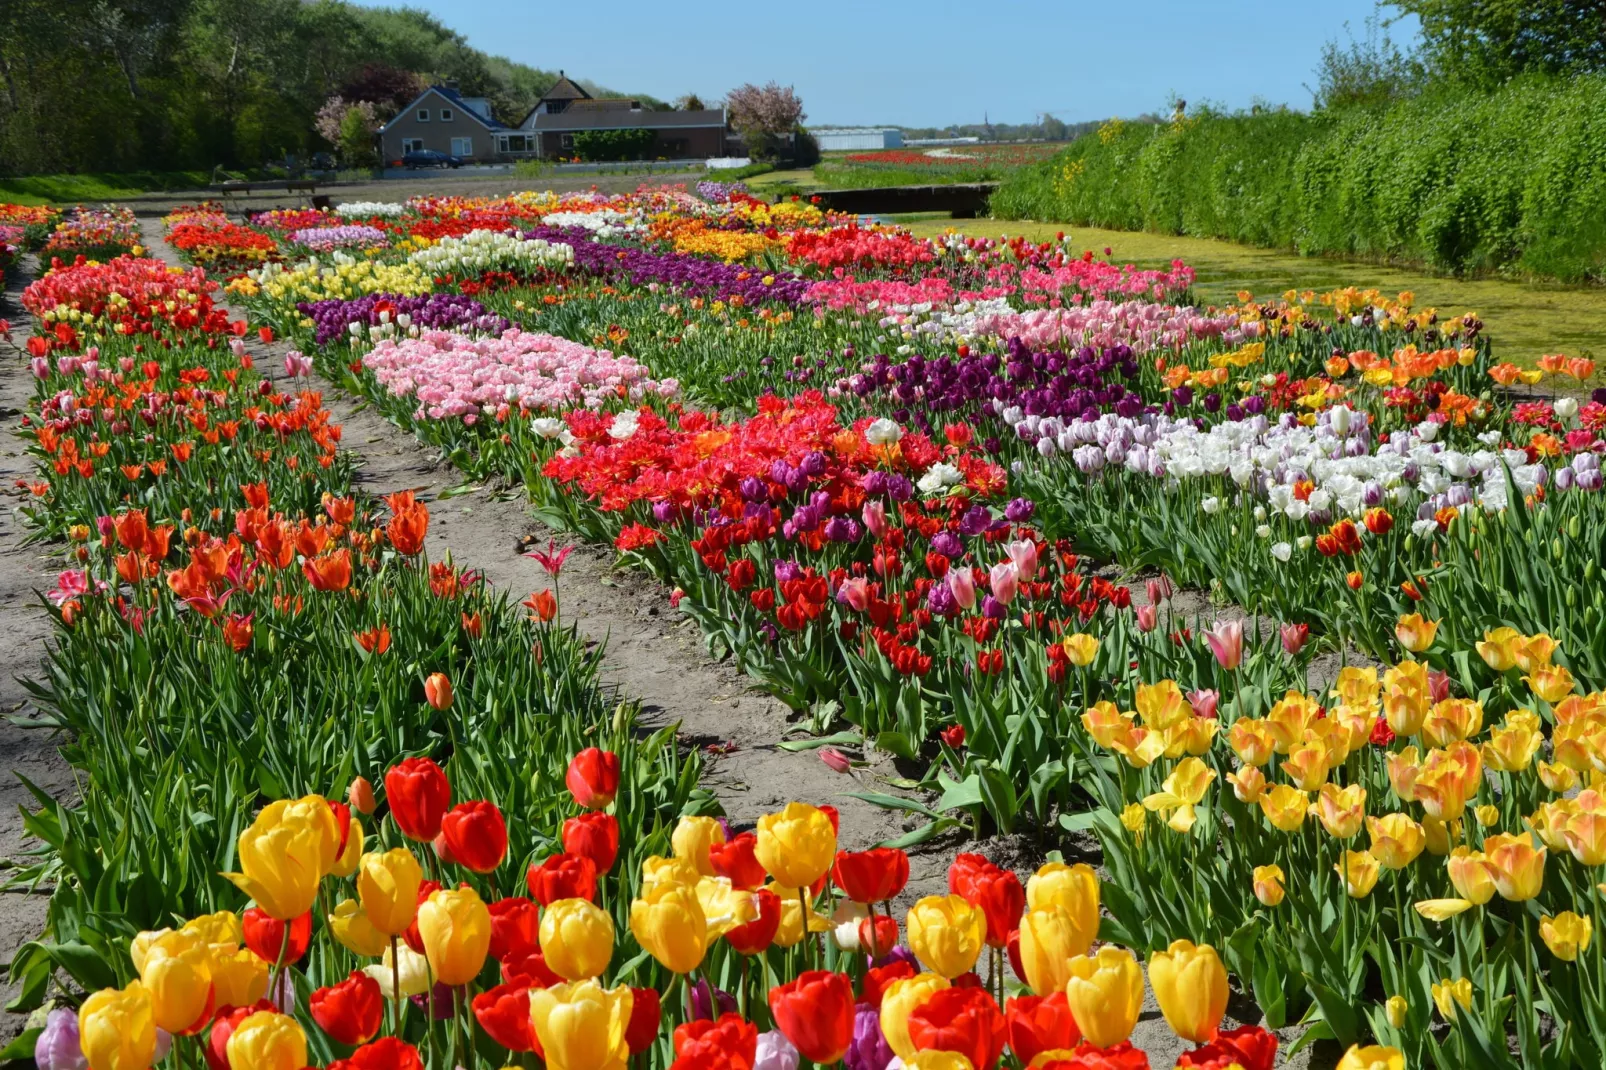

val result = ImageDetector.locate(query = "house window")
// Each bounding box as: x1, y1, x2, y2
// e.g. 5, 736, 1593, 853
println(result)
451, 137, 473, 157
402, 138, 424, 153
440, 108, 453, 122
417, 108, 430, 122
560, 134, 575, 151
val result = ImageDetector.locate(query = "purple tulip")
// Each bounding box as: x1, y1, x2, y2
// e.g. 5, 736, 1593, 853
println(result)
35, 1009, 86, 1070
844, 1005, 894, 1070
690, 977, 738, 1020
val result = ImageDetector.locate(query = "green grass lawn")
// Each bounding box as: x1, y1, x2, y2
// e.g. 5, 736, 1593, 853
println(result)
0, 171, 223, 205
905, 218, 1606, 371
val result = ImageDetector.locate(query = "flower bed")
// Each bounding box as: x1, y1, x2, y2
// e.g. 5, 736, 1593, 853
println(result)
42, 204, 145, 260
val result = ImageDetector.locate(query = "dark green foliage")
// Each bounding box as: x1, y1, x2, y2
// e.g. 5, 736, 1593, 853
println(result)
1392, 0, 1606, 85
992, 77, 1606, 282
571, 128, 658, 162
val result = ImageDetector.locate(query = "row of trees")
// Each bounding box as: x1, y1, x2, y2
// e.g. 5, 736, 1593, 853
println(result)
0, 0, 658, 176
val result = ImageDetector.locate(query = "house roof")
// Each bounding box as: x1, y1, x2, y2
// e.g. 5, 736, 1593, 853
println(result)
379, 85, 508, 132
540, 75, 592, 103
528, 108, 726, 133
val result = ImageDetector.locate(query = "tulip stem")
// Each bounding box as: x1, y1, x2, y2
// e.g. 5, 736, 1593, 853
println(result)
390, 935, 402, 1036
799, 888, 812, 969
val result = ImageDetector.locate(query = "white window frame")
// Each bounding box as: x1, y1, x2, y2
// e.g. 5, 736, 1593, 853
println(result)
416, 108, 430, 122
402, 138, 424, 154
440, 107, 453, 122
451, 137, 473, 157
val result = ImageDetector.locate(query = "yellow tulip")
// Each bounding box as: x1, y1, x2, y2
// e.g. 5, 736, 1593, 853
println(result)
1386, 746, 1421, 803
180, 911, 242, 948
364, 943, 429, 998
221, 800, 329, 921
1476, 627, 1521, 671
1483, 717, 1541, 772
1446, 847, 1496, 905
330, 816, 364, 878
880, 974, 950, 1060
1382, 661, 1430, 737
769, 884, 830, 948
226, 1011, 308, 1070
1081, 701, 1133, 749
211, 947, 269, 1009
1336, 1045, 1405, 1070
1484, 831, 1547, 901
1165, 716, 1218, 758
1514, 632, 1560, 673
1561, 793, 1606, 866
416, 885, 491, 986
1141, 756, 1217, 832
1227, 765, 1267, 804
1063, 946, 1144, 1049
1526, 664, 1577, 704
138, 930, 213, 1034
1266, 691, 1322, 754
1282, 743, 1331, 791
1018, 907, 1089, 996
903, 1053, 975, 1070
754, 803, 835, 888
528, 981, 634, 1070
1528, 800, 1574, 851
1430, 977, 1472, 1021
1259, 785, 1309, 832
1331, 665, 1380, 710
356, 848, 422, 937
1062, 633, 1100, 667
79, 982, 157, 1070
1148, 940, 1228, 1043
1414, 898, 1473, 922
1253, 864, 1285, 907
1134, 679, 1189, 731
1384, 995, 1408, 1029
1227, 719, 1276, 767
630, 880, 708, 974
640, 854, 702, 892
1422, 699, 1482, 748
1119, 803, 1147, 843
330, 898, 390, 957
1366, 813, 1427, 870
1335, 850, 1381, 898
1539, 912, 1593, 961
1421, 815, 1451, 856
541, 897, 616, 980
905, 894, 985, 979
671, 816, 726, 877
1538, 760, 1580, 793
1025, 861, 1100, 927
1394, 613, 1438, 653
1316, 783, 1366, 839
1414, 742, 1482, 821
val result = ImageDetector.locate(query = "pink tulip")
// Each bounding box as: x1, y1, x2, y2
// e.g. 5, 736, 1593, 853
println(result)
820, 748, 851, 774
1004, 539, 1038, 581
989, 561, 1019, 605
1204, 619, 1244, 670
1187, 688, 1219, 719
284, 351, 314, 378
1279, 622, 1310, 656
837, 577, 871, 612
29, 357, 49, 379
1135, 604, 1158, 632
1146, 575, 1173, 605
862, 500, 887, 539
1429, 669, 1451, 703
947, 566, 977, 610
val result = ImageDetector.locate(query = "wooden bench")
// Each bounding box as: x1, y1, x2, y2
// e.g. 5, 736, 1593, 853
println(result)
210, 179, 328, 210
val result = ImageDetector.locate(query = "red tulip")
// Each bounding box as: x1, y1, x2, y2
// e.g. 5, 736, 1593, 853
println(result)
908, 986, 1008, 1070
1007, 927, 1025, 982
1006, 993, 1080, 1064
724, 887, 782, 955
488, 896, 541, 961
310, 970, 384, 1045
857, 914, 899, 958
566, 748, 619, 809
861, 960, 917, 1010
206, 1000, 273, 1070
1175, 1025, 1278, 1070
1035, 1041, 1150, 1070
767, 971, 855, 1064
403, 880, 442, 954
526, 852, 598, 906
439, 799, 508, 873
562, 811, 620, 874
674, 1012, 757, 1068
241, 908, 311, 965
948, 852, 992, 899
501, 949, 563, 990
473, 983, 537, 1053
832, 847, 910, 904
626, 986, 663, 1054
969, 867, 1025, 948
327, 1037, 426, 1070
708, 831, 767, 890
385, 756, 451, 841
424, 672, 453, 710
819, 804, 840, 833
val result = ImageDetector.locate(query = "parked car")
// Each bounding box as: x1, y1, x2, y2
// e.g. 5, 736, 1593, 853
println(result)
402, 149, 464, 170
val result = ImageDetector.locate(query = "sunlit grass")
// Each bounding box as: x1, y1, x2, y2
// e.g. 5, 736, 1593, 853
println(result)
906, 219, 1606, 371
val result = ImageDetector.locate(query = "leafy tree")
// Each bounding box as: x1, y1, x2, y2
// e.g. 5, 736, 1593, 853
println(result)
725, 81, 805, 159
677, 93, 706, 111
1388, 0, 1606, 83
1311, 15, 1424, 110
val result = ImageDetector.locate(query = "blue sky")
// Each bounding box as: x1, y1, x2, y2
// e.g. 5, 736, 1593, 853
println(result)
355, 1, 1418, 128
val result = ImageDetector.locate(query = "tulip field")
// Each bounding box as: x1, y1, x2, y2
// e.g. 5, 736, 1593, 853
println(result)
4, 186, 1606, 1070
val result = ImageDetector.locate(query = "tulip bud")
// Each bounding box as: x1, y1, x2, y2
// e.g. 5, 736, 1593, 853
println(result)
423, 672, 452, 710
347, 776, 376, 815
1384, 995, 1408, 1029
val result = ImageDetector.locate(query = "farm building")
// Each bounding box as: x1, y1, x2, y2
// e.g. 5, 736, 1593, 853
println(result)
812, 127, 904, 151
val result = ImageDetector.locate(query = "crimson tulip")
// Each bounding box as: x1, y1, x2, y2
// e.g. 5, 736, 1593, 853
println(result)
724, 887, 782, 955
969, 867, 1025, 948
626, 986, 663, 1055
675, 1012, 757, 1068
385, 757, 451, 841
1035, 1041, 1150, 1070
500, 949, 563, 989
402, 879, 442, 954
472, 983, 537, 1053
832, 847, 910, 904
241, 908, 311, 965
1175, 1025, 1278, 1070
487, 896, 541, 961
708, 831, 767, 890
439, 799, 508, 873
908, 986, 1008, 1070
948, 852, 992, 899
1006, 992, 1080, 1064
566, 748, 620, 809
768, 970, 855, 1064
562, 811, 621, 873
860, 960, 917, 1010
327, 1037, 426, 1070
858, 914, 899, 957
526, 852, 598, 905
310, 970, 384, 1046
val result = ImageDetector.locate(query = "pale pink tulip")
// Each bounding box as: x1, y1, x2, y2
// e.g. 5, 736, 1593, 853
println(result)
989, 561, 1019, 605
1135, 604, 1159, 632
947, 566, 977, 610
1004, 539, 1039, 581
837, 577, 871, 612
1204, 619, 1244, 670
1187, 688, 1219, 719
862, 500, 887, 539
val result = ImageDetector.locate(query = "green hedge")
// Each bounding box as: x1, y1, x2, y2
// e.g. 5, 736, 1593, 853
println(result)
992, 76, 1606, 282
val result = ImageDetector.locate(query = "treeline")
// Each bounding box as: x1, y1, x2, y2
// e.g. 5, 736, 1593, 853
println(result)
0, 0, 652, 176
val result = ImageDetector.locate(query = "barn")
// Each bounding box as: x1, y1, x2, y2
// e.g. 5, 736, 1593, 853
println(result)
812, 127, 904, 151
